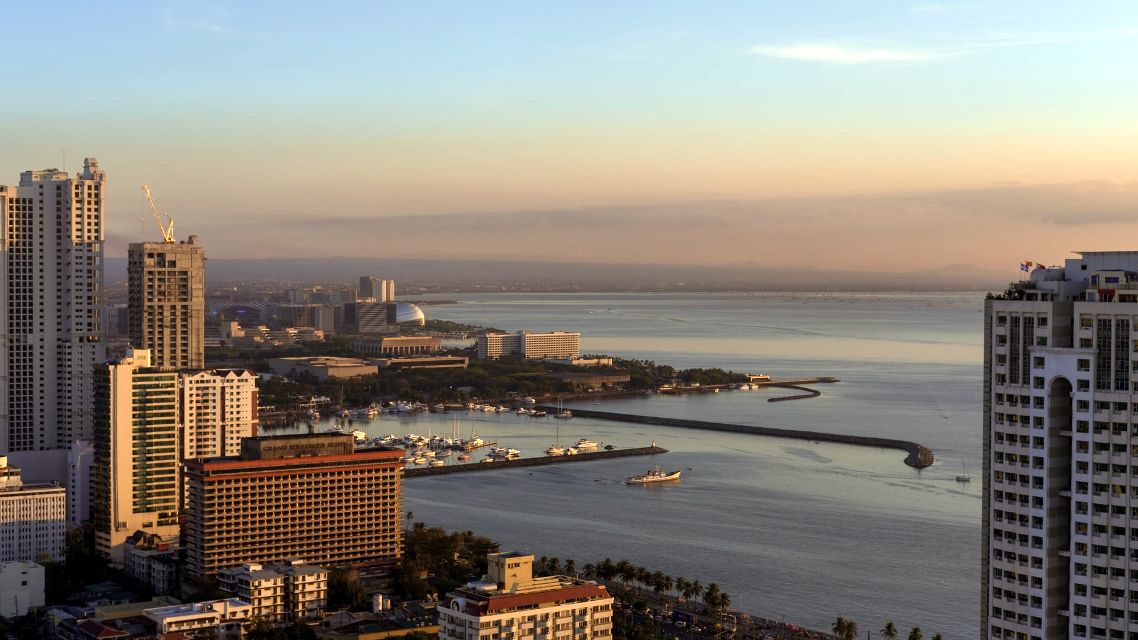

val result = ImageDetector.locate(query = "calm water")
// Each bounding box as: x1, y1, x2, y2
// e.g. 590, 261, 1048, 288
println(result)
378, 292, 982, 637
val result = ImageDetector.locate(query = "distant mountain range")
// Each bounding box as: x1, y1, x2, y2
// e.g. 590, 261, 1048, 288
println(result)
105, 257, 1012, 292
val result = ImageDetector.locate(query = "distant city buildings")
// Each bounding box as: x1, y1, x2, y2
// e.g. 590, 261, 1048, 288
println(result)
0, 158, 105, 453
439, 552, 614, 640
983, 251, 1138, 640
128, 236, 205, 369
269, 356, 377, 380
183, 433, 404, 580
0, 456, 66, 563
477, 331, 581, 360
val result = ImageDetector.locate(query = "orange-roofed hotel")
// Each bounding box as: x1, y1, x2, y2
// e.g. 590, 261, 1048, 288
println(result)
440, 552, 614, 640
183, 433, 403, 579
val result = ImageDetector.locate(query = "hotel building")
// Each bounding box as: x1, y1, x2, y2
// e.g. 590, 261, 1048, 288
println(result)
477, 332, 581, 360
0, 158, 105, 452
439, 552, 613, 640
183, 433, 403, 579
0, 456, 66, 563
128, 237, 206, 370
984, 251, 1138, 640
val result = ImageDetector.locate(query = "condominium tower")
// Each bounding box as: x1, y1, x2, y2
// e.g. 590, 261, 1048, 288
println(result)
0, 158, 105, 452
0, 456, 66, 562
128, 236, 205, 369
477, 331, 581, 360
984, 251, 1138, 640
92, 349, 259, 563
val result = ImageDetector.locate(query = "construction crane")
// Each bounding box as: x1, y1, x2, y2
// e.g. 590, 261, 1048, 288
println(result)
141, 184, 176, 243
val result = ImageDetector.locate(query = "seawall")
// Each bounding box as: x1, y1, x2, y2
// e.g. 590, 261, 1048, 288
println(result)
404, 445, 668, 478
540, 407, 934, 469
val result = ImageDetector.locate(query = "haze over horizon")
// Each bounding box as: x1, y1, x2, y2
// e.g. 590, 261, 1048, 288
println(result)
3, 1, 1136, 270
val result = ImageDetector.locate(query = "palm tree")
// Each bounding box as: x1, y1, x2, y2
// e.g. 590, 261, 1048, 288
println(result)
661, 574, 674, 597
831, 616, 857, 640
703, 583, 728, 614
930, 634, 942, 640
616, 560, 635, 590
635, 567, 652, 592
548, 557, 562, 575
687, 580, 704, 602
674, 577, 691, 601
597, 559, 617, 580
538, 556, 549, 576
651, 571, 667, 595
907, 627, 923, 640
881, 622, 898, 640
564, 559, 576, 577
583, 563, 596, 579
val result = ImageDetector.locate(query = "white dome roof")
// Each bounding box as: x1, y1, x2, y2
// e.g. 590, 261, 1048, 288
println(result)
394, 302, 426, 326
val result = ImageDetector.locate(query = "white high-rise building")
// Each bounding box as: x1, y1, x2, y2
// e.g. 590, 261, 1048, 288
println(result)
477, 331, 581, 360
0, 158, 105, 453
0, 456, 66, 563
181, 369, 258, 460
984, 251, 1138, 640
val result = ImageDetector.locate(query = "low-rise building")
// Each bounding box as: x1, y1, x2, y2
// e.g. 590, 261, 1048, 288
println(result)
477, 332, 581, 360
0, 561, 45, 618
143, 599, 251, 639
355, 335, 442, 357
439, 552, 613, 640
0, 456, 66, 563
219, 559, 328, 622
269, 356, 377, 380
122, 531, 178, 595
374, 356, 470, 371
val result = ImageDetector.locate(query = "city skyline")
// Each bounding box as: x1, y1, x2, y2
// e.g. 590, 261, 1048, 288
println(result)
2, 2, 1136, 269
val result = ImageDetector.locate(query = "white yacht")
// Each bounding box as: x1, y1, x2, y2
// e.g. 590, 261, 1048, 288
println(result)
575, 439, 598, 449
624, 465, 682, 484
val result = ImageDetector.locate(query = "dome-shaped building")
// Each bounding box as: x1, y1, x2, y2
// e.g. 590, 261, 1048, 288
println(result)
394, 302, 426, 326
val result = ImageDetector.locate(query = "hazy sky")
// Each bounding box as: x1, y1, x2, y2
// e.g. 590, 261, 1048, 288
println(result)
2, 1, 1136, 269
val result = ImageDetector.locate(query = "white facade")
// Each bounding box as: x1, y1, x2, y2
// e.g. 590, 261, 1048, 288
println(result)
0, 561, 45, 618
181, 369, 258, 460
0, 457, 66, 563
477, 332, 581, 360
440, 552, 613, 640
218, 559, 327, 622
67, 439, 94, 528
0, 158, 105, 453
984, 252, 1138, 640
144, 598, 252, 636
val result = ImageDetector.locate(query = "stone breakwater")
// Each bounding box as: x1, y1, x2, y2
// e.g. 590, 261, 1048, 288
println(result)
403, 445, 669, 478
540, 407, 935, 469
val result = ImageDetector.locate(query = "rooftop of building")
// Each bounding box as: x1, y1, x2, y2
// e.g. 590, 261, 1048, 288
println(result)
144, 598, 252, 619
446, 577, 610, 615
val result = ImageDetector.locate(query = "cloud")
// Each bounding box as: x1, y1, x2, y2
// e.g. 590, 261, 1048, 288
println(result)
749, 44, 941, 64
159, 4, 276, 44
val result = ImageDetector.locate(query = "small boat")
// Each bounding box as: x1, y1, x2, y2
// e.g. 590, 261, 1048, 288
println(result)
432, 404, 446, 413
604, 444, 616, 450
516, 407, 530, 415
738, 384, 751, 391
457, 452, 471, 461
531, 410, 547, 418
555, 410, 572, 419
575, 439, 598, 449
349, 429, 368, 442
429, 459, 445, 467
480, 456, 496, 463
625, 466, 682, 485
412, 456, 427, 465
522, 396, 536, 406
956, 463, 971, 483
565, 447, 579, 455
545, 445, 565, 456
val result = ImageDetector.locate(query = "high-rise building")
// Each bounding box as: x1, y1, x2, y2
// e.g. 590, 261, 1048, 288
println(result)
0, 158, 105, 453
359, 276, 379, 300
438, 551, 614, 640
128, 236, 205, 369
983, 251, 1138, 640
92, 349, 181, 564
183, 433, 403, 580
180, 369, 258, 461
0, 456, 66, 563
92, 350, 260, 563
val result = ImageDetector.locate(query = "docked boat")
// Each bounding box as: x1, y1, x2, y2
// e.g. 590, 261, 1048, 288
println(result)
412, 456, 427, 465
516, 407, 530, 415
522, 396, 536, 406
531, 410, 547, 418
349, 429, 368, 442
603, 444, 616, 450
555, 410, 572, 419
624, 465, 682, 485
429, 459, 445, 467
545, 445, 566, 456
575, 439, 598, 449
457, 452, 471, 461
956, 463, 971, 483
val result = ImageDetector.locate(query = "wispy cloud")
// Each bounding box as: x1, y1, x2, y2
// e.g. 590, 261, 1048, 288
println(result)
750, 44, 941, 64
159, 4, 275, 44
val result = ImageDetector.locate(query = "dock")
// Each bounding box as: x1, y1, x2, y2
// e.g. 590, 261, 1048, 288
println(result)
404, 445, 668, 478
537, 407, 934, 469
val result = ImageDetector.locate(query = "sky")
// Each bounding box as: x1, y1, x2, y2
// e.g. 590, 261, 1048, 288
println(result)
1, 1, 1137, 270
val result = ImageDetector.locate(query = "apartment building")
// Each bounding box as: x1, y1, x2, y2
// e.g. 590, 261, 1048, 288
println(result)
0, 158, 105, 452
984, 251, 1138, 640
144, 599, 251, 638
477, 332, 581, 360
183, 433, 404, 579
0, 561, 45, 618
128, 237, 206, 370
0, 456, 66, 562
218, 559, 328, 622
181, 369, 258, 460
439, 552, 613, 640
92, 349, 181, 564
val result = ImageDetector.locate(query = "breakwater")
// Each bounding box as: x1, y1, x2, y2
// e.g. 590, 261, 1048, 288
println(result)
539, 407, 934, 469
404, 445, 668, 478
764, 384, 822, 402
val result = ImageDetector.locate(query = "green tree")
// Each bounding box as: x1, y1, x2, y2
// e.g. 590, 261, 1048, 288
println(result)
328, 569, 369, 611
564, 559, 576, 576
832, 615, 857, 640
583, 563, 596, 578
881, 621, 898, 640
930, 634, 943, 640
907, 627, 923, 640
702, 583, 729, 614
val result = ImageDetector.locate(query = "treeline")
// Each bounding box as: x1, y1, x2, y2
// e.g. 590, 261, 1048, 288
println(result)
603, 357, 747, 388
535, 556, 731, 614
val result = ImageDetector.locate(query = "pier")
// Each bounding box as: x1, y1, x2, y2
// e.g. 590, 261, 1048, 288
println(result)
538, 407, 934, 469
403, 445, 668, 478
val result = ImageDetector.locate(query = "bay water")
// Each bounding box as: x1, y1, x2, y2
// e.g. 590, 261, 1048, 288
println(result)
371, 292, 983, 637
